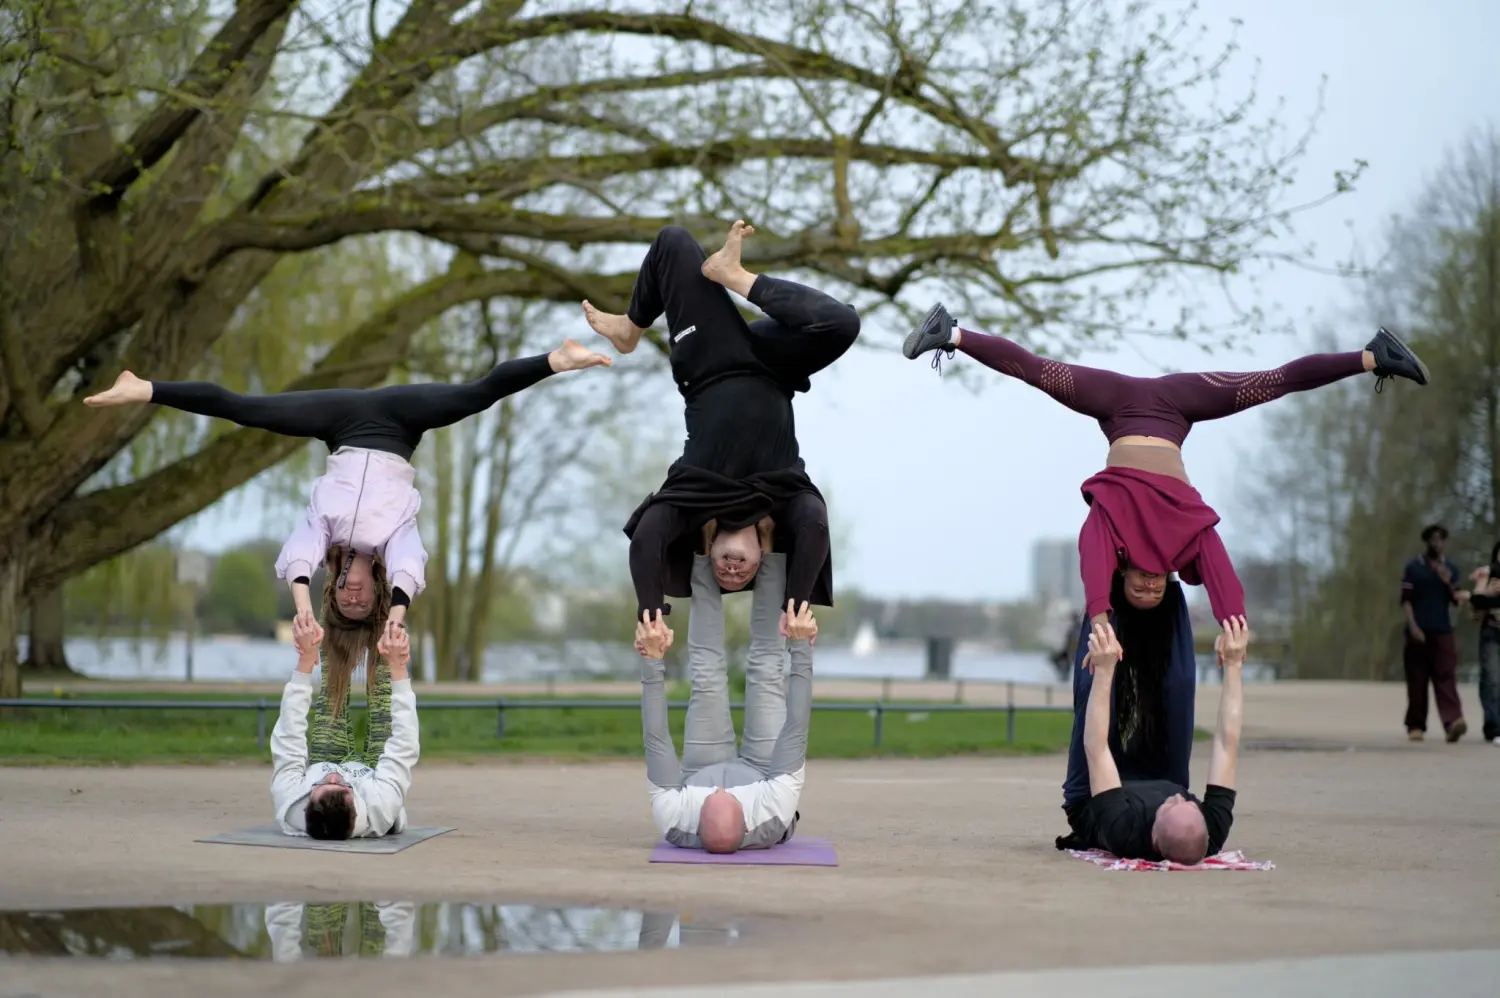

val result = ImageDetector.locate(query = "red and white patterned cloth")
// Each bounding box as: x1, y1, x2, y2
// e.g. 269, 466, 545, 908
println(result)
1066, 848, 1274, 871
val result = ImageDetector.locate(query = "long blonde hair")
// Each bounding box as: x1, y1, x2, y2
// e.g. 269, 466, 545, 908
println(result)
319, 546, 392, 716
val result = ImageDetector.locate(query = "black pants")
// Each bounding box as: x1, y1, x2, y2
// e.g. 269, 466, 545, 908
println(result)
149, 354, 555, 461
1402, 631, 1463, 733
627, 226, 861, 400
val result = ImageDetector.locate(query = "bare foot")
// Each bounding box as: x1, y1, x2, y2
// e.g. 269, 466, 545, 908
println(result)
582, 300, 645, 354
83, 370, 152, 407
701, 220, 757, 296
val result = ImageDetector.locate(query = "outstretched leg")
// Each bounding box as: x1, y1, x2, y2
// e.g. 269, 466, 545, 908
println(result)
701, 221, 861, 392
679, 554, 739, 780
309, 666, 355, 764
1151, 326, 1428, 419
904, 305, 1145, 421
739, 553, 789, 772
359, 658, 394, 767
1160, 588, 1197, 791
84, 371, 358, 443
375, 340, 609, 439
908, 306, 1429, 428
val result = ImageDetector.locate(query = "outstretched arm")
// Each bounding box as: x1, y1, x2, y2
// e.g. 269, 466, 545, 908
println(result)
766, 620, 816, 777
629, 503, 690, 620
269, 622, 321, 810
1206, 617, 1248, 790
276, 506, 329, 595
1083, 621, 1123, 796
1192, 528, 1248, 627
782, 493, 830, 612
364, 632, 418, 834
640, 655, 681, 788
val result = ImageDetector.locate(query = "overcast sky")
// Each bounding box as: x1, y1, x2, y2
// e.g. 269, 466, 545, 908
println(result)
180, 0, 1500, 602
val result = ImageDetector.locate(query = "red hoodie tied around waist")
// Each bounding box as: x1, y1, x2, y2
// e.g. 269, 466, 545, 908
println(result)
1078, 466, 1246, 625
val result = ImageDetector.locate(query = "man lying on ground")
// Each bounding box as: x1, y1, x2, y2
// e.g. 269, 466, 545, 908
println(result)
638, 547, 816, 853
270, 615, 419, 840
1060, 616, 1248, 864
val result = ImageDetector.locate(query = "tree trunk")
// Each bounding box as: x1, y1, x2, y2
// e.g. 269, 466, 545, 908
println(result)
0, 537, 26, 702
24, 587, 73, 674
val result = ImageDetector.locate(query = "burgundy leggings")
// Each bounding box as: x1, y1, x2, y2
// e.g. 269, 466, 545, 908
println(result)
957, 330, 1367, 445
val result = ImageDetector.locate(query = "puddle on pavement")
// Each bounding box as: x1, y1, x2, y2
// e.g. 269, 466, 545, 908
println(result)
0, 902, 744, 960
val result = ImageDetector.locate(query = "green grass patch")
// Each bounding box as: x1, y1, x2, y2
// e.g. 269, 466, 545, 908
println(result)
0, 688, 1079, 766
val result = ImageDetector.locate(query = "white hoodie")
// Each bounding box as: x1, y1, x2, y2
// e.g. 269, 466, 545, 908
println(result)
269, 671, 419, 838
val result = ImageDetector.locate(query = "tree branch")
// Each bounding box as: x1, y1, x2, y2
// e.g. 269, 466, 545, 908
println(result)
26, 261, 628, 591
446, 10, 1024, 175
79, 0, 299, 210
378, 64, 780, 163
398, 137, 995, 201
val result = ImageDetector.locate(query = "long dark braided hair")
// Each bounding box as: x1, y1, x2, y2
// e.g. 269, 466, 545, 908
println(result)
1108, 571, 1184, 756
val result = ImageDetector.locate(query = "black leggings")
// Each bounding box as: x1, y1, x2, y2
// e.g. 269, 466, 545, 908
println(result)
627, 226, 861, 398
150, 354, 555, 461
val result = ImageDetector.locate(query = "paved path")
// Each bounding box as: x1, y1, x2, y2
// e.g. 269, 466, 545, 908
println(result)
551, 950, 1500, 998
2, 699, 1497, 997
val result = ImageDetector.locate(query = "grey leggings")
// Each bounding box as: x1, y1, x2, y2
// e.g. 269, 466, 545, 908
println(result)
680, 552, 789, 778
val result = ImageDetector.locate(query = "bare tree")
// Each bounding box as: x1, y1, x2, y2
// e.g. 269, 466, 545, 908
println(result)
0, 0, 1355, 695
1240, 129, 1500, 678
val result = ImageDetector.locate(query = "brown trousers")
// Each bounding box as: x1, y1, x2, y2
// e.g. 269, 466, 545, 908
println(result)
1403, 631, 1463, 732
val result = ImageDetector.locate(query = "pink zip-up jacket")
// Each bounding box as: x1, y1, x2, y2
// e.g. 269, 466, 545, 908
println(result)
274, 448, 428, 600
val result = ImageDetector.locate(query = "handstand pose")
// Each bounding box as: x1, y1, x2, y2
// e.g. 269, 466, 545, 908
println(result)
903, 305, 1428, 634
269, 615, 418, 841
638, 549, 817, 853
1059, 616, 1248, 865
585, 221, 860, 651
83, 340, 609, 707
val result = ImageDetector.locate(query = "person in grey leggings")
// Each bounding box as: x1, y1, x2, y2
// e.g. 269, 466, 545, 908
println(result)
640, 550, 817, 853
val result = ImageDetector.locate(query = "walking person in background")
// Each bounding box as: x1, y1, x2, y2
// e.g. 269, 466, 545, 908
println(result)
1400, 524, 1471, 742
1467, 541, 1500, 745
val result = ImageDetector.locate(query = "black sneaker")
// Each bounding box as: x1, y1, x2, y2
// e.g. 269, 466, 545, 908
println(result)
902, 302, 958, 368
1367, 326, 1429, 391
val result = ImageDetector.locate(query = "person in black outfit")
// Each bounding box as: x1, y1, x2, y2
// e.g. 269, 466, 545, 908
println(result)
1056, 615, 1249, 865
1399, 524, 1473, 742
583, 221, 859, 649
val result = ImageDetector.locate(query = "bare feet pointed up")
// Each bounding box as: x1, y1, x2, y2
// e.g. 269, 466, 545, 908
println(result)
582, 300, 646, 354
83, 370, 152, 407
548, 338, 613, 372
700, 219, 757, 296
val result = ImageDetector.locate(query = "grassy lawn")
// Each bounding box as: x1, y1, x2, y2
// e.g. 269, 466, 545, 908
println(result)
0, 688, 1081, 765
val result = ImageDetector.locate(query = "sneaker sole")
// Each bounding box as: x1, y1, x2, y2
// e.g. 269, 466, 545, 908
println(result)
903, 303, 951, 359
1379, 327, 1430, 385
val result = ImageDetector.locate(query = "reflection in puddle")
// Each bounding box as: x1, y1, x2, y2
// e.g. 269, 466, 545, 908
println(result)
0, 902, 743, 960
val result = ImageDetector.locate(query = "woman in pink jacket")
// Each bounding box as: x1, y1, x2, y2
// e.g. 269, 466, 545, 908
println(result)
84, 338, 610, 709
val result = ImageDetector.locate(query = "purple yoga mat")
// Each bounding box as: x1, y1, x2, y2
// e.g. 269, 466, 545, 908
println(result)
649, 836, 838, 866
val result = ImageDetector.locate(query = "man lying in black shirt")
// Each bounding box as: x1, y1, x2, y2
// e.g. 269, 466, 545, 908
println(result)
585, 221, 858, 651
1068, 615, 1249, 864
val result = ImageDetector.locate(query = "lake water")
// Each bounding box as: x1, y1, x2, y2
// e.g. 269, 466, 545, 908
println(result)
18, 634, 1270, 687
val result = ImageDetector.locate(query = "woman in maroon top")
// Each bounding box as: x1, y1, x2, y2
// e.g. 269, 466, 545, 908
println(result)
903, 303, 1430, 637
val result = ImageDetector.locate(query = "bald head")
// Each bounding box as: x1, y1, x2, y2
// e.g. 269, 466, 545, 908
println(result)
699, 790, 746, 854
710, 526, 761, 591
1152, 795, 1208, 865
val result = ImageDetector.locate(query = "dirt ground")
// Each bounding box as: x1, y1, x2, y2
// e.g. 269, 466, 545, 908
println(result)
1, 682, 1496, 997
